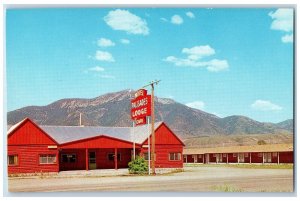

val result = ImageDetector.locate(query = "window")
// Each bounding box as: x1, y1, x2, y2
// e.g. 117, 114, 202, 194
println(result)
108, 153, 121, 161
213, 154, 216, 157
245, 153, 249, 157
169, 153, 181, 161
8, 155, 18, 166
61, 154, 76, 163
258, 153, 263, 157
143, 152, 156, 161
223, 154, 227, 157
39, 154, 56, 164
198, 155, 202, 159
272, 152, 278, 157
233, 153, 237, 157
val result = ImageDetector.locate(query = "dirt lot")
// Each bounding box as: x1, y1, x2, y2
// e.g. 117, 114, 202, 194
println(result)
8, 166, 293, 192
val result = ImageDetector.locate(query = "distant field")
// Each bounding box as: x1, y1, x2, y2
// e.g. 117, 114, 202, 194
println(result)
183, 133, 293, 148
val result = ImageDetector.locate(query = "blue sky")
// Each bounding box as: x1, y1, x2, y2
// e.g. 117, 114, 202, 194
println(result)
6, 8, 294, 123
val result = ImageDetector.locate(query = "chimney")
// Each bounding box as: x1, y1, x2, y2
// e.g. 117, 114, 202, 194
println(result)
79, 113, 84, 127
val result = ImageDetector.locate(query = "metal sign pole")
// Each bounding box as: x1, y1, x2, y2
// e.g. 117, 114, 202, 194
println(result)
147, 116, 151, 175
133, 121, 135, 160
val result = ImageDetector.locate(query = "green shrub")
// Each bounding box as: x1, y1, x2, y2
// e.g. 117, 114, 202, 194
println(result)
128, 156, 148, 174
257, 140, 267, 145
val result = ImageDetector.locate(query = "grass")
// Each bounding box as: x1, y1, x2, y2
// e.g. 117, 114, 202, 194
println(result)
211, 184, 243, 192
185, 163, 293, 169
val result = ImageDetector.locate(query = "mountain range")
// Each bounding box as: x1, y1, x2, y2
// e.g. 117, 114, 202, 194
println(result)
7, 89, 293, 138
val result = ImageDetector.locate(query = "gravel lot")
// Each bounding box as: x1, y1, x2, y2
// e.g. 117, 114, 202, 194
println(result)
8, 166, 293, 192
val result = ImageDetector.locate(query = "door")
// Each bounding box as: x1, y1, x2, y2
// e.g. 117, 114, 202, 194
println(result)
89, 152, 96, 170
264, 152, 272, 163
239, 153, 245, 163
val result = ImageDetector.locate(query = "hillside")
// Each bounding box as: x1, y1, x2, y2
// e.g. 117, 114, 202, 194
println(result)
7, 89, 293, 138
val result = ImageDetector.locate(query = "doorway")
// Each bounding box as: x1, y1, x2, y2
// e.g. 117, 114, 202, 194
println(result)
89, 152, 96, 170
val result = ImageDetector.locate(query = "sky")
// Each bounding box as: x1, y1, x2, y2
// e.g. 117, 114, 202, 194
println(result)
6, 7, 294, 123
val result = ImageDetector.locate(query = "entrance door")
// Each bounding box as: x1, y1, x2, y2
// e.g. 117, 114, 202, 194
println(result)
89, 152, 96, 170
239, 153, 245, 163
264, 152, 272, 163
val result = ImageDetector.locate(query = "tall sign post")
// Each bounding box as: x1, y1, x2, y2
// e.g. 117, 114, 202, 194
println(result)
142, 80, 161, 175
131, 89, 152, 173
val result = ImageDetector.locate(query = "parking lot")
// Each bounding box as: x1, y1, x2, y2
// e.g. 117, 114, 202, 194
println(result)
8, 166, 293, 192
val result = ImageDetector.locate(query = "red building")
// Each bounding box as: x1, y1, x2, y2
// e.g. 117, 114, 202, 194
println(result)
183, 144, 293, 164
7, 118, 184, 174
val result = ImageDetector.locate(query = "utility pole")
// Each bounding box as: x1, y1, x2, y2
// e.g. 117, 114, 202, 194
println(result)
143, 80, 160, 175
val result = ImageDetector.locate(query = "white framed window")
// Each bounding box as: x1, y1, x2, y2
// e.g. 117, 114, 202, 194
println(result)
39, 154, 56, 164
8, 155, 18, 166
169, 153, 181, 161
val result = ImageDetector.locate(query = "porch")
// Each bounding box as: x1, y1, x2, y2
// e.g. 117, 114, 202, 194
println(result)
59, 148, 139, 171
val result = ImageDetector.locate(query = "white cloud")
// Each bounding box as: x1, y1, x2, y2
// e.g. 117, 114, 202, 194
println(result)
97, 38, 115, 47
251, 100, 283, 111
88, 66, 105, 72
95, 50, 115, 62
269, 9, 293, 32
160, 17, 168, 22
182, 45, 215, 60
171, 15, 183, 25
269, 8, 293, 43
186, 101, 205, 110
281, 34, 293, 43
186, 12, 195, 18
104, 9, 149, 35
120, 39, 130, 44
205, 59, 229, 72
164, 45, 229, 72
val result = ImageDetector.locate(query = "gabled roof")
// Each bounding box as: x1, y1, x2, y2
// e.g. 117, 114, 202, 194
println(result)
7, 118, 28, 134
38, 122, 163, 144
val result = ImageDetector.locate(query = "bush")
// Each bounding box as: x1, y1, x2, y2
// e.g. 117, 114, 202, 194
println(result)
257, 140, 267, 145
128, 156, 148, 174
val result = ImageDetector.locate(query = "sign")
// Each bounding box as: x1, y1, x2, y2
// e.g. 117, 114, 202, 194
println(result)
131, 89, 151, 125
131, 95, 151, 119
134, 89, 147, 98
135, 117, 146, 126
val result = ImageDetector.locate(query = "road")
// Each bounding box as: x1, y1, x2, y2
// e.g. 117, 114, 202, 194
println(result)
8, 166, 293, 192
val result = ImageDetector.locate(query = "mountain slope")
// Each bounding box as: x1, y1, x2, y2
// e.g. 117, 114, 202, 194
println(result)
7, 90, 292, 138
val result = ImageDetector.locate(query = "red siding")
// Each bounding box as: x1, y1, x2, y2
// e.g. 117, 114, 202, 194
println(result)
8, 120, 57, 145
141, 123, 184, 168
141, 145, 183, 168
250, 152, 263, 163
8, 119, 59, 174
185, 155, 194, 163
59, 149, 86, 171
279, 152, 293, 163
8, 145, 59, 174
60, 136, 136, 149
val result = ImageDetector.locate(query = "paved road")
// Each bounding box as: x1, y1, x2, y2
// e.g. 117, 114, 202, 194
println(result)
8, 167, 293, 192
